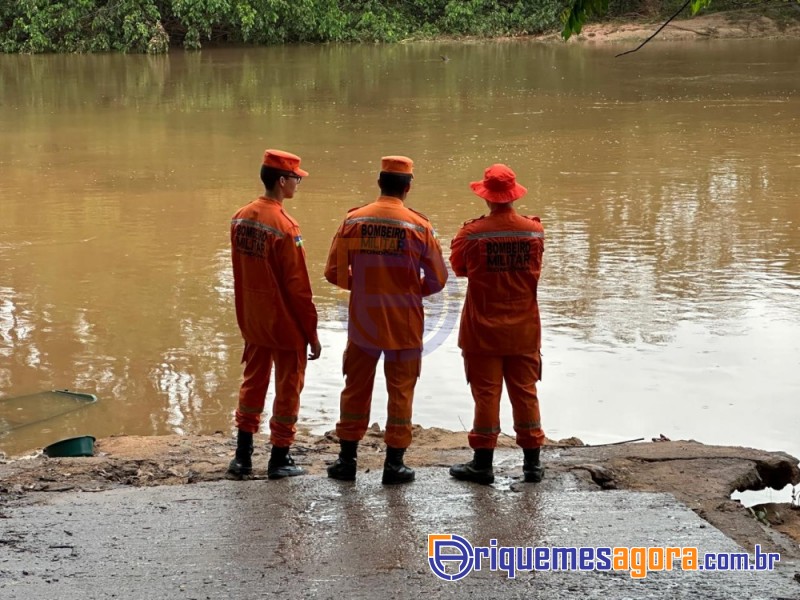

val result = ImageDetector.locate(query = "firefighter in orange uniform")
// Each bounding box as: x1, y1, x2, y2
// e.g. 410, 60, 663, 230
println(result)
449, 164, 546, 485
324, 156, 448, 484
228, 149, 322, 479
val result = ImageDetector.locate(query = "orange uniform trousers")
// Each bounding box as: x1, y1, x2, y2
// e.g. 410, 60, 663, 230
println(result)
335, 341, 421, 449
464, 352, 545, 450
235, 343, 306, 447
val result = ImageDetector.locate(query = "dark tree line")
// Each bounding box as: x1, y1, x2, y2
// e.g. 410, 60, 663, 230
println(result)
0, 0, 792, 53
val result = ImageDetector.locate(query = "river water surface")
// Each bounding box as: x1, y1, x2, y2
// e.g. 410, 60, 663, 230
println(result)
1, 40, 798, 458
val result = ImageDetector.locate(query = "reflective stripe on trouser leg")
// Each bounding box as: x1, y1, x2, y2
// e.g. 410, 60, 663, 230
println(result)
383, 348, 421, 449
268, 349, 307, 448
464, 353, 504, 450
235, 343, 274, 434
336, 341, 379, 442
504, 352, 545, 449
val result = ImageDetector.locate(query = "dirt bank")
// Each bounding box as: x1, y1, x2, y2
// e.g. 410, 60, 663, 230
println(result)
2, 426, 799, 560
537, 6, 800, 44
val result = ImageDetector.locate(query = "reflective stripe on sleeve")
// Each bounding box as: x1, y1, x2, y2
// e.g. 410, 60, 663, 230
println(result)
231, 218, 285, 238
465, 230, 544, 241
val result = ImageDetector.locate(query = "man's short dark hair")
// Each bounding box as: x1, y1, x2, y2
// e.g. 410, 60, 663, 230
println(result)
261, 166, 295, 191
379, 172, 412, 197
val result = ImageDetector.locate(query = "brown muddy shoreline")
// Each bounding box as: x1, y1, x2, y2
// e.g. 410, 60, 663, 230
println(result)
549, 6, 800, 44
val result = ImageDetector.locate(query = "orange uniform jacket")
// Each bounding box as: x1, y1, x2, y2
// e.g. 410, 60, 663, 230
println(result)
231, 197, 318, 350
450, 206, 544, 355
325, 196, 448, 350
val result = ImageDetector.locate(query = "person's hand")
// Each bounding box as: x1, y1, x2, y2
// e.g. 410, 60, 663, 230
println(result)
308, 339, 322, 360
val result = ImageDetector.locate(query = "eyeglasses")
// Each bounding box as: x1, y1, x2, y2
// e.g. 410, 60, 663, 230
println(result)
284, 174, 302, 185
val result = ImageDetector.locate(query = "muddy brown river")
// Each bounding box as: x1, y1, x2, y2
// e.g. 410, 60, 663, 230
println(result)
1, 40, 798, 458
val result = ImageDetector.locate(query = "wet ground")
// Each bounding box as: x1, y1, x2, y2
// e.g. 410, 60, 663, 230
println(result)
3, 433, 800, 599
3, 430, 800, 558
1, 468, 799, 599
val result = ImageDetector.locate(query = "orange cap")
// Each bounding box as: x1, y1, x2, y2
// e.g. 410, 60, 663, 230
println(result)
380, 156, 414, 177
263, 149, 309, 177
470, 164, 527, 204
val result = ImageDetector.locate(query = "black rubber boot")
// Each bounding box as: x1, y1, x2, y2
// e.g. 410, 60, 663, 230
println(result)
227, 430, 253, 477
523, 447, 545, 483
382, 446, 415, 485
327, 440, 358, 481
267, 446, 305, 479
449, 449, 495, 485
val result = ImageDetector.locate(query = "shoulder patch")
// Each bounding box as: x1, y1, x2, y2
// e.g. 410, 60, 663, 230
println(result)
347, 203, 369, 213
524, 215, 542, 223
462, 215, 486, 227
407, 207, 431, 222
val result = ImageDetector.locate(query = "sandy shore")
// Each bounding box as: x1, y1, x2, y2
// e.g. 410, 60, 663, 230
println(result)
535, 6, 800, 44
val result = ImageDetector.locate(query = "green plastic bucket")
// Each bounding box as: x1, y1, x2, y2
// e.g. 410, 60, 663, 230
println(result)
43, 435, 96, 458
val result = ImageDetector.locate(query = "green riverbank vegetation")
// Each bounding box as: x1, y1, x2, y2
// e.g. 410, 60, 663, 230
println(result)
0, 0, 795, 53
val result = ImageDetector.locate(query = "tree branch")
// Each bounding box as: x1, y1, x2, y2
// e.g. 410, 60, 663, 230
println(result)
615, 0, 692, 58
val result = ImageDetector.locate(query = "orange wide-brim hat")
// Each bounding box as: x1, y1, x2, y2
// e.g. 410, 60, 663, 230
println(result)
470, 163, 526, 203
263, 149, 309, 177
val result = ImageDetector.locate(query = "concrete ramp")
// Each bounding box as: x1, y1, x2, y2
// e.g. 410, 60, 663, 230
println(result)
0, 469, 797, 599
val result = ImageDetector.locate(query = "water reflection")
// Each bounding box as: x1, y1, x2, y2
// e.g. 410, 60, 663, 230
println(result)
1, 40, 799, 457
